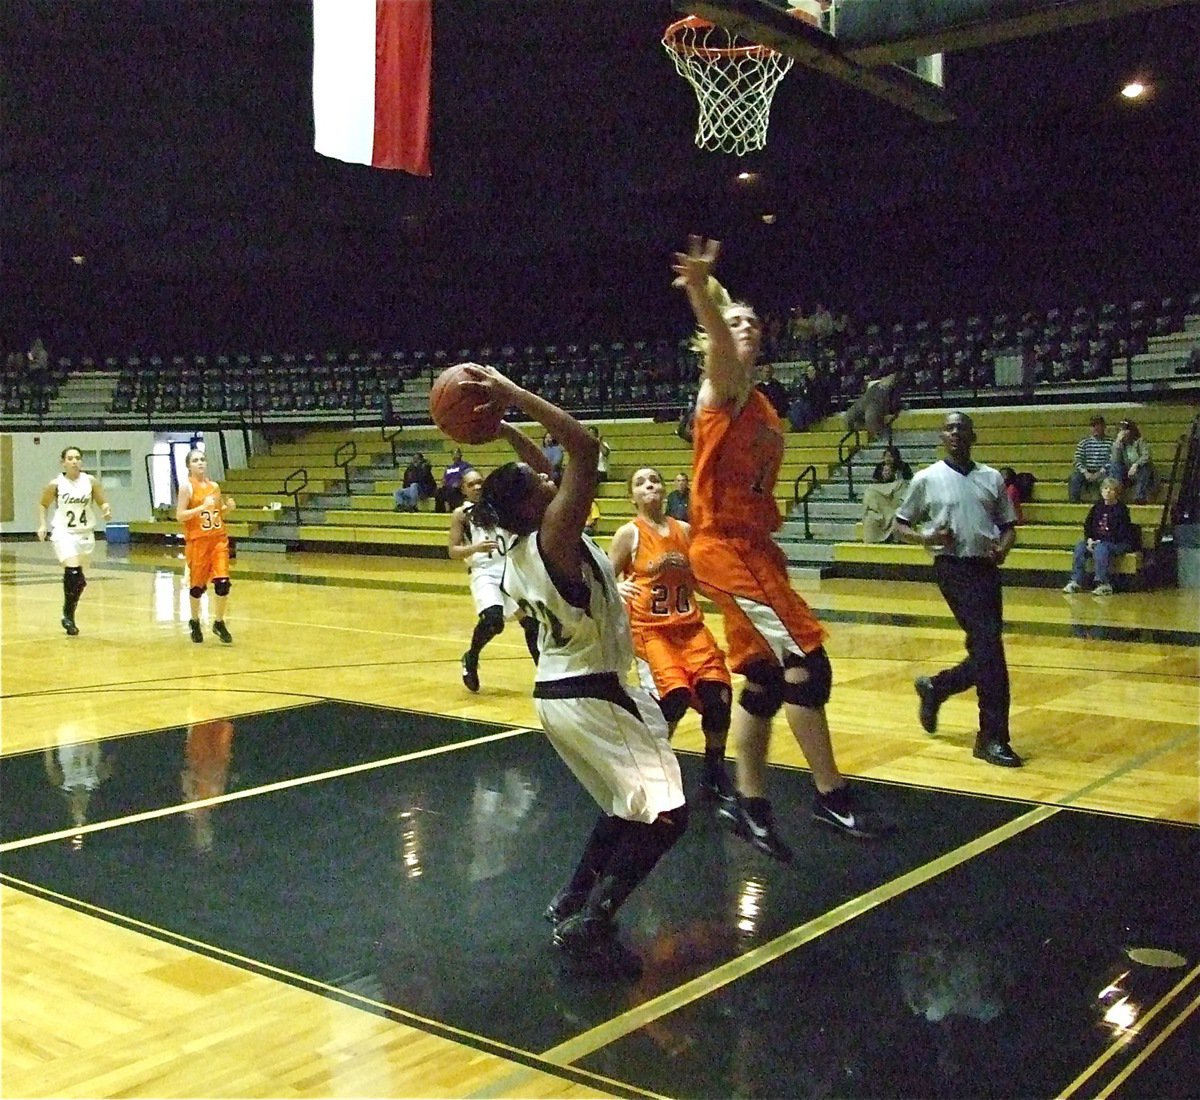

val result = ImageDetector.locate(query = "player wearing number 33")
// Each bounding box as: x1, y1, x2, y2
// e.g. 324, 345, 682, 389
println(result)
37, 445, 113, 637
176, 448, 236, 644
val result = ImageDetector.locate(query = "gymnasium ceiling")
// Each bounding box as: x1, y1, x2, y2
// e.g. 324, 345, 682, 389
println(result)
2, 0, 1197, 352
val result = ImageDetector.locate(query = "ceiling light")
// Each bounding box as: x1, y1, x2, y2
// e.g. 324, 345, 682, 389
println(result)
1120, 81, 1146, 99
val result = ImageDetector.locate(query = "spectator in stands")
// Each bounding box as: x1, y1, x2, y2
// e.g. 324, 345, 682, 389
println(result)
810, 303, 834, 343
394, 452, 437, 512
844, 371, 902, 440
861, 446, 913, 544
788, 362, 832, 432
589, 426, 611, 481
665, 472, 690, 522
584, 498, 601, 536
27, 336, 49, 414
1109, 418, 1157, 504
755, 363, 790, 419
676, 397, 696, 444
541, 433, 565, 483
435, 448, 474, 513
1063, 477, 1137, 596
1000, 467, 1025, 525
1068, 415, 1112, 502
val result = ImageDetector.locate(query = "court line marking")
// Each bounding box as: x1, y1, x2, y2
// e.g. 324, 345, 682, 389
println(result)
0, 876, 662, 1100
1094, 987, 1200, 1099
0, 726, 536, 852
536, 723, 1200, 1068
1057, 963, 1200, 1099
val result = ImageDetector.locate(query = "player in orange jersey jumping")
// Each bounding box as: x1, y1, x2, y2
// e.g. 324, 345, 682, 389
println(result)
608, 466, 735, 809
176, 448, 236, 644
673, 235, 888, 859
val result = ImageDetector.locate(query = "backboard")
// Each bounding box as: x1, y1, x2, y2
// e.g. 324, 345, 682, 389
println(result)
677, 0, 1194, 123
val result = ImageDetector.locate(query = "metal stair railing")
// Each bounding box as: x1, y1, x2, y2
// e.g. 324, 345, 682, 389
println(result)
334, 440, 357, 494
837, 428, 865, 501
283, 468, 309, 526
792, 465, 818, 540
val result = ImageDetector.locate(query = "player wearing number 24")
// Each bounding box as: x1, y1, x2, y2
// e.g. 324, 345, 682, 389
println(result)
37, 445, 113, 636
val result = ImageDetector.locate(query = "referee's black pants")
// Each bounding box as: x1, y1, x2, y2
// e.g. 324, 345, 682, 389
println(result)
931, 556, 1011, 745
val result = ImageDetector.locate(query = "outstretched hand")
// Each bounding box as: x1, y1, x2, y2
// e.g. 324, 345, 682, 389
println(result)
672, 235, 720, 290
458, 362, 517, 417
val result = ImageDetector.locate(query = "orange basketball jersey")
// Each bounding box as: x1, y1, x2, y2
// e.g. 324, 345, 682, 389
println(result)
625, 516, 703, 635
690, 389, 784, 537
182, 476, 226, 542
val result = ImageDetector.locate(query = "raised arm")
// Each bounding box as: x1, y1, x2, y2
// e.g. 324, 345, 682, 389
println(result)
672, 235, 746, 406
460, 365, 598, 582
499, 421, 554, 476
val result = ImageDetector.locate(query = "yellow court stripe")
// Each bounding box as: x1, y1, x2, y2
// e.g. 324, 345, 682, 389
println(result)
1056, 961, 1200, 1099
1093, 987, 1200, 1100
540, 804, 1060, 1065
0, 727, 536, 852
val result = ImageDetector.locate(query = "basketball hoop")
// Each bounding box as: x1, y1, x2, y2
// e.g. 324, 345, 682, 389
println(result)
663, 15, 795, 156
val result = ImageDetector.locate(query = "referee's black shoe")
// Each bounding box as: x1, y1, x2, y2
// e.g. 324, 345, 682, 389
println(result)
914, 676, 940, 734
973, 737, 1023, 768
61, 617, 80, 637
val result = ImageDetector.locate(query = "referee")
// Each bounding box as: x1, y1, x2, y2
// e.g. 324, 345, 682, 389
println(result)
894, 412, 1023, 767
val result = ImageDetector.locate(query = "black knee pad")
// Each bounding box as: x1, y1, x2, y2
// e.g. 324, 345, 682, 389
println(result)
739, 660, 784, 719
696, 680, 732, 737
64, 567, 87, 596
657, 688, 691, 729
782, 647, 832, 708
479, 605, 505, 632
213, 577, 231, 597
189, 585, 207, 600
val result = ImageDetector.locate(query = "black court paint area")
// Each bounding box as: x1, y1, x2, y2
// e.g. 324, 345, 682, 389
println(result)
581, 812, 1200, 1099
0, 701, 509, 844
3, 703, 1196, 1097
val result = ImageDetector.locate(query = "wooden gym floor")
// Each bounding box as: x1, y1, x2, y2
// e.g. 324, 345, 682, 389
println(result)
2, 540, 1197, 1099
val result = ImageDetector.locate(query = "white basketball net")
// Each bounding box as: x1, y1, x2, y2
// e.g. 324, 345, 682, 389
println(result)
663, 19, 795, 156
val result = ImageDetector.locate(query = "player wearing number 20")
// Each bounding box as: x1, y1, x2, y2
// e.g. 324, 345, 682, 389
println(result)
176, 448, 236, 644
37, 445, 113, 636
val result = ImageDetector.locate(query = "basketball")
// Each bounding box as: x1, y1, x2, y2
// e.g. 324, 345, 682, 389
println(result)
428, 363, 502, 445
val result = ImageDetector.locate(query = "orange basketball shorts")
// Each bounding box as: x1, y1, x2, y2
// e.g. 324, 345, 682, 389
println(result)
185, 536, 231, 588
689, 533, 827, 672
634, 620, 731, 703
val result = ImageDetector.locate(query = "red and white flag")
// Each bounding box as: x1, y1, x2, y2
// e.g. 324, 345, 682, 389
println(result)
312, 0, 432, 175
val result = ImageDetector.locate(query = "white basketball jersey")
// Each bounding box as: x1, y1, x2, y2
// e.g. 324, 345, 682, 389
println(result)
51, 473, 97, 535
502, 532, 633, 683
463, 503, 511, 580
